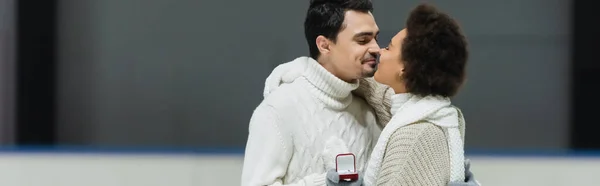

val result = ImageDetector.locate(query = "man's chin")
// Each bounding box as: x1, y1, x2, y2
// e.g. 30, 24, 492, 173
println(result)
361, 69, 376, 78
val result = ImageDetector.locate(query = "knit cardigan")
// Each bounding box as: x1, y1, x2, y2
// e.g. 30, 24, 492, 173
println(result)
363, 93, 466, 186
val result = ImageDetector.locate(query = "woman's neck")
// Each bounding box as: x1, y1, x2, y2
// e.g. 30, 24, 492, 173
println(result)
387, 81, 407, 94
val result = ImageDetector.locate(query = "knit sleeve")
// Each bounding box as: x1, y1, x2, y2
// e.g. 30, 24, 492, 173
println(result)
353, 77, 393, 129
241, 105, 327, 186
375, 123, 451, 186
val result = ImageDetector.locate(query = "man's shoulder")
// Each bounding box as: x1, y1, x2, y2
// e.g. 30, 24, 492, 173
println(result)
259, 81, 313, 112
250, 82, 313, 131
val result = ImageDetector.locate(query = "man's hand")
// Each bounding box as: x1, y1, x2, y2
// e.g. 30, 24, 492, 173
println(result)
322, 137, 363, 186
326, 169, 363, 186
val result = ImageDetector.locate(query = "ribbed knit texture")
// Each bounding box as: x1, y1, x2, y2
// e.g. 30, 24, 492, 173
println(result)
354, 77, 394, 128
376, 123, 450, 186
363, 94, 465, 186
241, 57, 381, 186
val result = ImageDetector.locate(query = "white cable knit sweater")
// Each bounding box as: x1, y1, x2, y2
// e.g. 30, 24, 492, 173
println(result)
241, 57, 381, 186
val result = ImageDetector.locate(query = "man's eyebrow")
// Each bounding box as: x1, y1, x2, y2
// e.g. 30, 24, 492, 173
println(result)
353, 31, 379, 38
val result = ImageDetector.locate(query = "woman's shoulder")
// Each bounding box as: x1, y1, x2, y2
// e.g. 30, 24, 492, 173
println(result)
387, 122, 447, 149
391, 122, 445, 139
378, 123, 452, 186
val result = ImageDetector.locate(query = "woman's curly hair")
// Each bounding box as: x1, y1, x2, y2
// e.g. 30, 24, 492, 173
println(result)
401, 4, 469, 97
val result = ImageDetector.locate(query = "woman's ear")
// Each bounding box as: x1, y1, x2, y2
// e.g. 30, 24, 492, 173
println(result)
316, 35, 331, 55
398, 68, 405, 80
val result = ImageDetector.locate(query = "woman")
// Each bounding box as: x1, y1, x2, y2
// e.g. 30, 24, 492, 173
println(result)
362, 3, 470, 186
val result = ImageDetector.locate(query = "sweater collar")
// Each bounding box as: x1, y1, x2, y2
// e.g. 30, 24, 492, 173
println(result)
302, 57, 359, 109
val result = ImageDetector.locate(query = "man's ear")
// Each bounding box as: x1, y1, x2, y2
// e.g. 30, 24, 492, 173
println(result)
316, 35, 331, 55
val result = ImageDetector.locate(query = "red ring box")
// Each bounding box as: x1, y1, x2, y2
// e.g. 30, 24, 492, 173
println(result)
336, 153, 358, 181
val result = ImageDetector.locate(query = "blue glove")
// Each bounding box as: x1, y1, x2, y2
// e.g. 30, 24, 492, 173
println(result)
448, 159, 481, 186
326, 169, 363, 186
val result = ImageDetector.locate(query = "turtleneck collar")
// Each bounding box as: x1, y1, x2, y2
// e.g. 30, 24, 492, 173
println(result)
302, 57, 359, 110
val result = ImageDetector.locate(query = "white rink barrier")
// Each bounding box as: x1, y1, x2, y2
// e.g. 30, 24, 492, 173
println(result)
0, 148, 598, 186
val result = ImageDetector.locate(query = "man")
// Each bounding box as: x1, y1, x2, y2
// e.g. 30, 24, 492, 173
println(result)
242, 0, 478, 185
242, 0, 383, 185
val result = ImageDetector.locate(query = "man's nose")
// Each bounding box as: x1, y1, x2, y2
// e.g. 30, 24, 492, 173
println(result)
369, 41, 380, 54
368, 47, 380, 55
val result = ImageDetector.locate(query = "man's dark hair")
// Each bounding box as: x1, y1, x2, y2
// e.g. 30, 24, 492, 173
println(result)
304, 0, 374, 59
401, 3, 468, 98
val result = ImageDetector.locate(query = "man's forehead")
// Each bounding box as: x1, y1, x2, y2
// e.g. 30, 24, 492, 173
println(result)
342, 11, 379, 34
